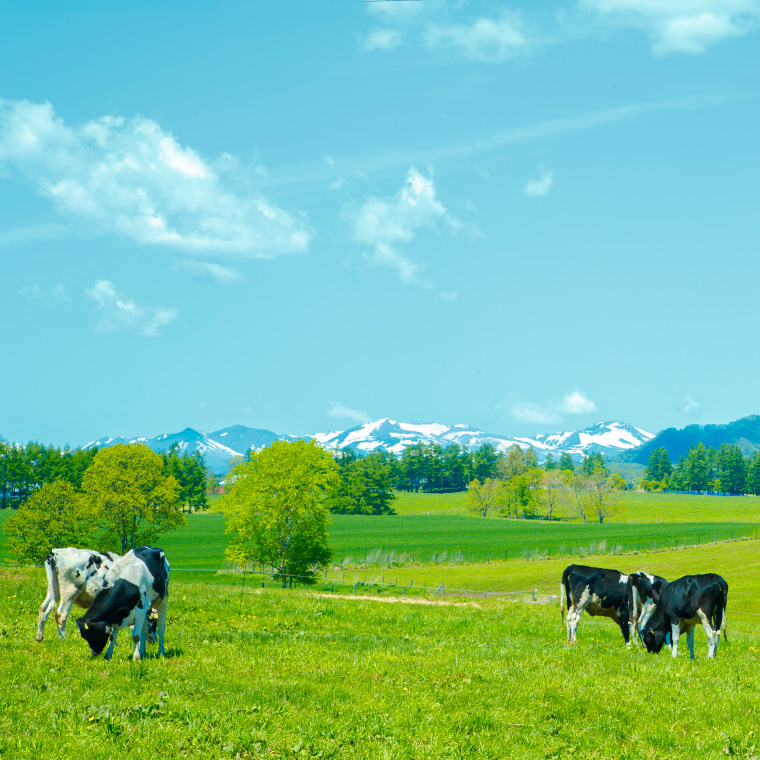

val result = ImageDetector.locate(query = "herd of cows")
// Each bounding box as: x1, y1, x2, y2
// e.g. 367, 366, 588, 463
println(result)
562, 564, 728, 658
36, 546, 169, 661
33, 547, 729, 662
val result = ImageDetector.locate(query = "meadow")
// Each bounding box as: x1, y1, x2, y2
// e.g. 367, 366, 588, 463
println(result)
2, 537, 759, 760
2, 491, 760, 758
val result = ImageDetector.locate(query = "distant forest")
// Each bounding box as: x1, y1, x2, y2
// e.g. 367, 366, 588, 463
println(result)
0, 439, 207, 510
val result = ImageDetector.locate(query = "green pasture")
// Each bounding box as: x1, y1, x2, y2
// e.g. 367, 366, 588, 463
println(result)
3, 540, 760, 760
391, 489, 760, 523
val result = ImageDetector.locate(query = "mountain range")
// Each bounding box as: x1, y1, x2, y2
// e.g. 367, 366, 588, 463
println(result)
85, 419, 654, 473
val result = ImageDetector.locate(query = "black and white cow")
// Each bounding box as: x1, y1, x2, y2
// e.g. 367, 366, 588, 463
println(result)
36, 548, 120, 642
76, 546, 169, 662
627, 571, 669, 646
642, 573, 728, 659
561, 564, 632, 645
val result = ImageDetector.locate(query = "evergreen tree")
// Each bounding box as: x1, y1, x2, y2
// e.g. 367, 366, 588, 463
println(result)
472, 444, 499, 481
746, 452, 760, 495
645, 447, 672, 483
544, 453, 557, 471
558, 452, 575, 472
716, 443, 746, 495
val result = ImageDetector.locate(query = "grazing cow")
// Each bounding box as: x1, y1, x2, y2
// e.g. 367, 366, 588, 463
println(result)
642, 573, 728, 659
627, 571, 669, 646
76, 546, 169, 662
36, 548, 120, 642
561, 564, 631, 646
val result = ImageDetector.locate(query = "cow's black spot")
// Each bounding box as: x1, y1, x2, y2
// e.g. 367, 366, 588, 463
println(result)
86, 554, 103, 570
132, 547, 168, 598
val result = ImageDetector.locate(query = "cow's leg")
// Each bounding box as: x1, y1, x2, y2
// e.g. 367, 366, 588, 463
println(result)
637, 601, 655, 645
103, 628, 119, 661
54, 585, 80, 640
618, 605, 631, 647
568, 587, 590, 644
131, 609, 147, 662
670, 620, 681, 658
696, 609, 717, 658
153, 598, 168, 657
36, 591, 59, 642
686, 625, 696, 659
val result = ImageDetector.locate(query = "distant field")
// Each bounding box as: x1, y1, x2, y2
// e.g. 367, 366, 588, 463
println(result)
391, 489, 760, 523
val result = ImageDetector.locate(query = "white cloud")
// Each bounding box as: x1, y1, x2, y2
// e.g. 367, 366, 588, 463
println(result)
425, 14, 527, 61
510, 403, 563, 425
361, 27, 405, 51
20, 283, 69, 306
682, 394, 701, 415
524, 167, 554, 198
349, 166, 462, 287
441, 291, 459, 302
173, 259, 245, 284
0, 98, 312, 259
86, 280, 178, 337
582, 0, 759, 54
560, 389, 598, 415
327, 402, 371, 426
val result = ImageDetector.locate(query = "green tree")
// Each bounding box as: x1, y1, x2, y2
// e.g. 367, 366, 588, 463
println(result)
472, 444, 499, 481
544, 453, 557, 471
747, 452, 760, 495
716, 444, 746, 495
497, 444, 527, 480
558, 452, 575, 472
581, 452, 609, 478
683, 443, 711, 492
326, 451, 396, 515
3, 481, 97, 563
81, 443, 184, 554
465, 478, 504, 517
574, 472, 619, 524
644, 447, 673, 484
219, 439, 338, 587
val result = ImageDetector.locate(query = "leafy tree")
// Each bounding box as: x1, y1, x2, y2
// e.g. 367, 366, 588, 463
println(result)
580, 452, 609, 478
716, 444, 746, 495
574, 472, 619, 524
747, 452, 760, 496
497, 444, 527, 481
558, 452, 575, 473
502, 468, 543, 518
472, 444, 499, 481
219, 439, 338, 587
326, 451, 396, 515
544, 453, 557, 471
465, 478, 504, 517
81, 443, 184, 554
538, 470, 569, 520
645, 447, 673, 484
3, 481, 97, 563
683, 443, 711, 492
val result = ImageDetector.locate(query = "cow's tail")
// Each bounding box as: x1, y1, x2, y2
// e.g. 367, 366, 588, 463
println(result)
560, 580, 567, 621
45, 551, 60, 605
718, 582, 728, 644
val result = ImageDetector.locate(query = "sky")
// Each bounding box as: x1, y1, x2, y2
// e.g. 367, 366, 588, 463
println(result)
1, 0, 759, 447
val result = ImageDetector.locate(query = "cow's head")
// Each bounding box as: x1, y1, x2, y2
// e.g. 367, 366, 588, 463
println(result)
76, 618, 111, 657
146, 608, 159, 645
642, 625, 667, 654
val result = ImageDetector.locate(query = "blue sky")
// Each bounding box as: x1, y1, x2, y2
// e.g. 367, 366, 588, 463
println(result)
1, 0, 759, 446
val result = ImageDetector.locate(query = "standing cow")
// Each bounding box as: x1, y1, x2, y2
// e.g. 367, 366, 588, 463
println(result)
561, 564, 632, 646
76, 546, 169, 662
642, 573, 728, 659
627, 571, 669, 646
36, 548, 120, 642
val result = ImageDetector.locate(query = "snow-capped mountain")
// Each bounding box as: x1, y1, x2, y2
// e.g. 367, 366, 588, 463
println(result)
84, 426, 292, 473
84, 419, 653, 472
313, 419, 653, 460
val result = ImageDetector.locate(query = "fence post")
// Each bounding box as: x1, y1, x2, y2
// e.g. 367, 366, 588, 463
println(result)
442, 583, 445, 598
488, 552, 491, 564
382, 576, 384, 587
353, 583, 356, 594
654, 540, 656, 552
403, 586, 406, 596
714, 533, 717, 543
324, 569, 327, 583
526, 547, 529, 560
505, 549, 508, 560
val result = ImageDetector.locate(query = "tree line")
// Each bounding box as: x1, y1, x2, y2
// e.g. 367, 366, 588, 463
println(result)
0, 437, 209, 511
642, 442, 760, 495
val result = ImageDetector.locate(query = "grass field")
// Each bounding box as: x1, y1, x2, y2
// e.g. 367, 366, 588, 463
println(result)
391, 490, 760, 523
3, 538, 759, 760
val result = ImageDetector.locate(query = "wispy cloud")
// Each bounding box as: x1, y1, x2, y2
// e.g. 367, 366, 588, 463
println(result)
581, 0, 760, 54
560, 389, 598, 415
507, 388, 598, 426
173, 259, 245, 284
524, 166, 554, 198
20, 283, 69, 306
509, 403, 563, 425
0, 98, 312, 260
682, 394, 702, 415
348, 166, 463, 288
327, 402, 371, 426
86, 280, 178, 337
361, 0, 758, 59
